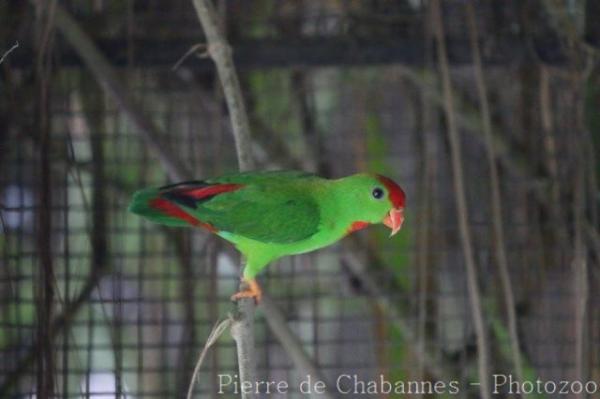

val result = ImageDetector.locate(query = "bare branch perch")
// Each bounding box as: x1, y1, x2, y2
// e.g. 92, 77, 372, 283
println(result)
190, 2, 341, 398
190, 1, 257, 397
192, 0, 254, 172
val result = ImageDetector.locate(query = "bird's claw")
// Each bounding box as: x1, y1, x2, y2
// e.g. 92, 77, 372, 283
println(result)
230, 278, 262, 304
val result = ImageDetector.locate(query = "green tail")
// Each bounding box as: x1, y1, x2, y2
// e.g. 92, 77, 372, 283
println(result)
128, 188, 189, 227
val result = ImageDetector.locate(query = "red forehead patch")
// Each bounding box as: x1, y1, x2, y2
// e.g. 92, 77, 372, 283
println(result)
376, 175, 406, 208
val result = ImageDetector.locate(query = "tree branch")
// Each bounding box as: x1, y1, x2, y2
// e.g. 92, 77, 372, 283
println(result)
0, 41, 19, 64
431, 2, 491, 397
191, 0, 254, 172
34, 1, 56, 395
189, 1, 257, 397
465, 2, 524, 384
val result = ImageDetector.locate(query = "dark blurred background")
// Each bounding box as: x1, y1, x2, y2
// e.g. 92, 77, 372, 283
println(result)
1, 0, 599, 398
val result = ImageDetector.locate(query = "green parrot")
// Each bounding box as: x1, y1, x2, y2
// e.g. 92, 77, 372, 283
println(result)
129, 171, 405, 301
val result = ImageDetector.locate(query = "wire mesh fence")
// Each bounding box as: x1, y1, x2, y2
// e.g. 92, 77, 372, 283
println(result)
1, 0, 599, 398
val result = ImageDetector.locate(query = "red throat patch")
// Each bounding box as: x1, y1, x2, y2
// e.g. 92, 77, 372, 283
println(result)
347, 221, 370, 234
376, 175, 406, 208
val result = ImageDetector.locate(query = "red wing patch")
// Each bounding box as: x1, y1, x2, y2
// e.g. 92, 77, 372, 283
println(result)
160, 183, 245, 209
150, 198, 217, 232
182, 183, 244, 200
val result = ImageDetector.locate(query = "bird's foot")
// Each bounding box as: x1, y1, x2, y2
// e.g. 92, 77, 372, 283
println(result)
230, 278, 262, 304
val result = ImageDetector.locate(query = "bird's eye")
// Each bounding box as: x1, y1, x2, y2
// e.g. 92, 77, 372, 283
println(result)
372, 187, 384, 199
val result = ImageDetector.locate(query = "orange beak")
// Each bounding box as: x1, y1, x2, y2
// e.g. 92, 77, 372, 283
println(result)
383, 208, 404, 237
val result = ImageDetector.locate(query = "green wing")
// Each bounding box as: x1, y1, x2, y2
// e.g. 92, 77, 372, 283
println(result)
196, 182, 320, 244
130, 170, 322, 243
207, 170, 316, 185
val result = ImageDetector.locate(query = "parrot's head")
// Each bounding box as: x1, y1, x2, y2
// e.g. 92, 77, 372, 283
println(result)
342, 174, 406, 236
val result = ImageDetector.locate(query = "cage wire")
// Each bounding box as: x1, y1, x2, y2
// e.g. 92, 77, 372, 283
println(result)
1, 0, 600, 398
